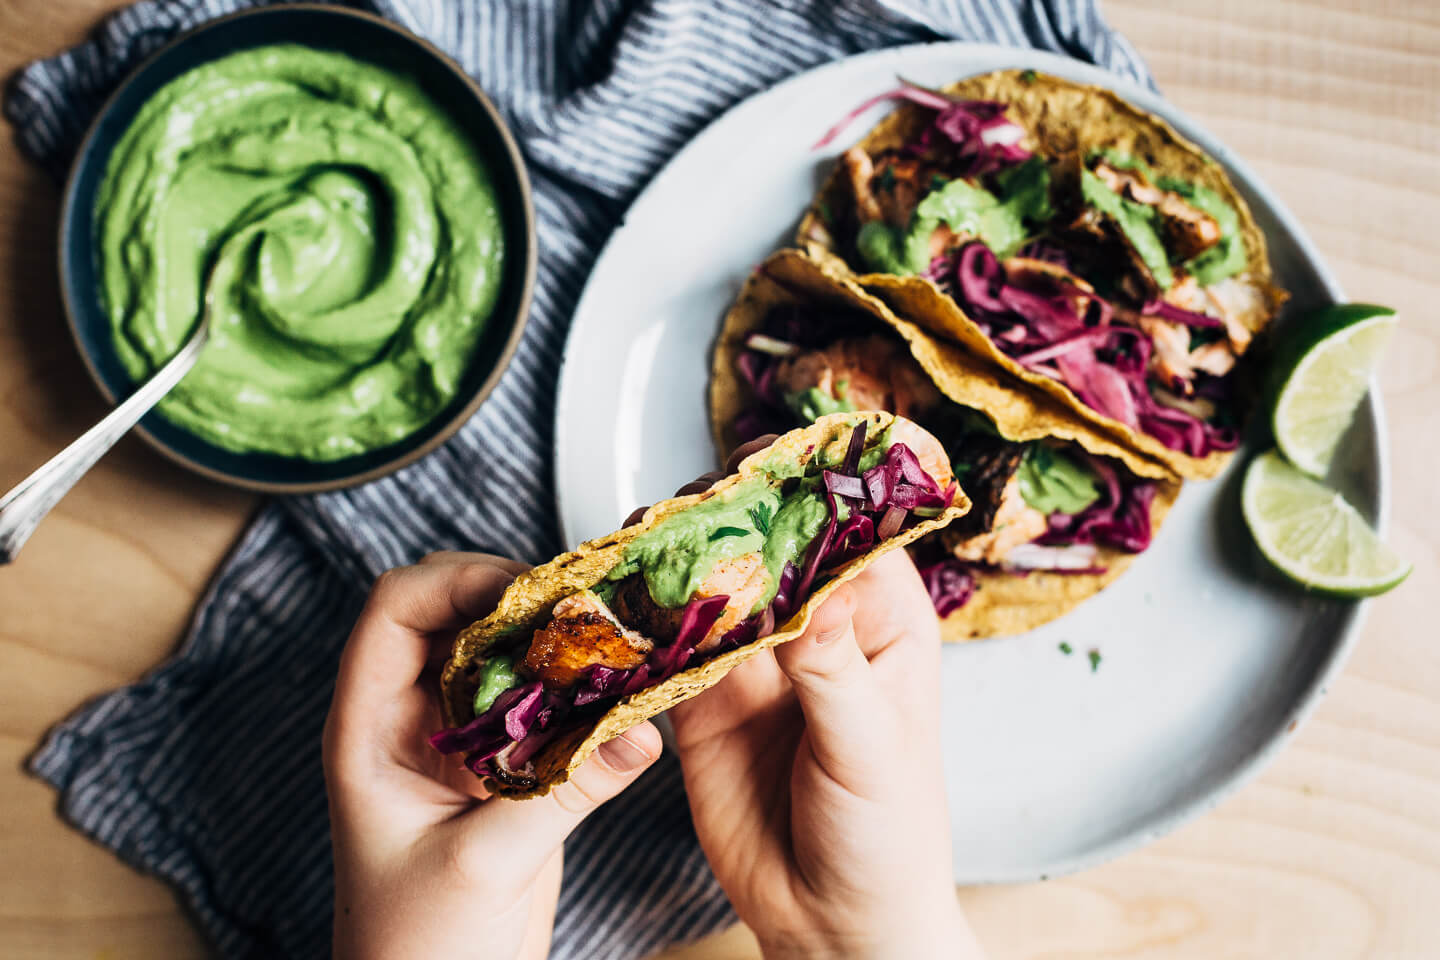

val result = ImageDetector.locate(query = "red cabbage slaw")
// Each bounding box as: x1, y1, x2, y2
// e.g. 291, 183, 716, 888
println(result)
812, 79, 1031, 178
940, 242, 1239, 458
732, 313, 1161, 619
430, 422, 956, 782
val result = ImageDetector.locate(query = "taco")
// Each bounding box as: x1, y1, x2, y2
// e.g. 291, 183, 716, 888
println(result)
798, 69, 1287, 479
431, 412, 968, 797
711, 249, 1180, 641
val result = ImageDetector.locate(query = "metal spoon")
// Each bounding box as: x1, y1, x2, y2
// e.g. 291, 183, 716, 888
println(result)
0, 284, 217, 564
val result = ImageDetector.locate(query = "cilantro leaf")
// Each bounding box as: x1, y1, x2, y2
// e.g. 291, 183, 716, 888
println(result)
1058, 642, 1073, 655
709, 526, 749, 541
1088, 648, 1102, 672
748, 502, 773, 536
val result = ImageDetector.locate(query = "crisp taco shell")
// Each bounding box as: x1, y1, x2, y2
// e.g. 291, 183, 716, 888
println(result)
710, 249, 1180, 641
798, 69, 1287, 480
440, 411, 968, 798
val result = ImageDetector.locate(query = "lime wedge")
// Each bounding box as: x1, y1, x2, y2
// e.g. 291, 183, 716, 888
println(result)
1271, 303, 1396, 478
1242, 450, 1409, 597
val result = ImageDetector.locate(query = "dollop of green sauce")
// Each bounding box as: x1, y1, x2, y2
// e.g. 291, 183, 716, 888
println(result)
1081, 167, 1176, 289
1156, 176, 1245, 285
784, 382, 856, 422
95, 45, 506, 459
1080, 152, 1247, 291
473, 654, 521, 714
858, 157, 1052, 274
1016, 443, 1101, 515
608, 481, 781, 610
608, 475, 833, 616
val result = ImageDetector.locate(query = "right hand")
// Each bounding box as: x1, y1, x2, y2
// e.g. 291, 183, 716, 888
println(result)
663, 443, 986, 959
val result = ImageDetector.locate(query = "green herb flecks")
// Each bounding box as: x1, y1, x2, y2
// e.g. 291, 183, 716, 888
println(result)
1020, 68, 1038, 84
1088, 648, 1102, 672
748, 501, 773, 536
1058, 641, 1073, 655
709, 526, 750, 541
877, 165, 897, 194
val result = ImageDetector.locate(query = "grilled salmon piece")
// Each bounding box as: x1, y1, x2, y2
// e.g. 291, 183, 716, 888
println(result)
949, 474, 1048, 565
775, 336, 941, 420
522, 591, 653, 689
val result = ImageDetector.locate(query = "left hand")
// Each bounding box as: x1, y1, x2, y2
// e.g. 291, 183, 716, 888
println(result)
323, 552, 663, 960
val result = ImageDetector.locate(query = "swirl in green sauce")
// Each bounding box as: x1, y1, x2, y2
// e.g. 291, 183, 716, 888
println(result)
95, 45, 505, 459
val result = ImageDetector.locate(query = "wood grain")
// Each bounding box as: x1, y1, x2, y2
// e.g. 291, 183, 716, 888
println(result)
0, 1, 1435, 957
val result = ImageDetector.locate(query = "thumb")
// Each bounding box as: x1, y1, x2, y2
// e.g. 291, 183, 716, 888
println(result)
773, 586, 897, 794
452, 721, 663, 880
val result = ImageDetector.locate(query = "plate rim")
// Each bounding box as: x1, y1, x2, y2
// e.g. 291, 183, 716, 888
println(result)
553, 40, 1385, 883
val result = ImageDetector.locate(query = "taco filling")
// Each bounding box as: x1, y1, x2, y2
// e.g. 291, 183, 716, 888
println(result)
733, 303, 1159, 618
806, 80, 1275, 459
431, 419, 958, 787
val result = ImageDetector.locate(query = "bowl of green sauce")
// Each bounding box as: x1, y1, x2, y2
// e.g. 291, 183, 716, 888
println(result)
59, 4, 535, 491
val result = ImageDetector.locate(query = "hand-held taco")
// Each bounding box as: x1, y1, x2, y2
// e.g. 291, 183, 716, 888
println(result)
432, 413, 968, 797
712, 250, 1180, 640
799, 70, 1287, 479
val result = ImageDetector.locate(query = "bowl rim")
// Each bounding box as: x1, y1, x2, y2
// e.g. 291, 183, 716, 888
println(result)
57, 2, 537, 494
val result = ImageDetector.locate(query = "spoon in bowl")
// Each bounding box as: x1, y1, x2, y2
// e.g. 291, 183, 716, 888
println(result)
0, 282, 217, 564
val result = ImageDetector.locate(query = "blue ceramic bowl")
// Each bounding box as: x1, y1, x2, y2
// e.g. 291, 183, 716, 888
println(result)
59, 4, 535, 492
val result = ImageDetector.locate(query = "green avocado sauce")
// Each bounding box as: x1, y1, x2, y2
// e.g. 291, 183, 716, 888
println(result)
607, 481, 781, 611
1156, 176, 1246, 285
472, 654, 521, 714
613, 430, 885, 614
95, 45, 506, 460
857, 157, 1052, 274
1081, 152, 1247, 290
1081, 168, 1175, 289
1016, 443, 1101, 515
784, 382, 856, 422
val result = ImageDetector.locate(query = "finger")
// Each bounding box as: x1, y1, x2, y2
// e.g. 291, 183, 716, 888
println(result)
419, 550, 531, 577
456, 721, 663, 878
773, 586, 898, 794
333, 563, 517, 726
845, 550, 940, 659
726, 435, 778, 473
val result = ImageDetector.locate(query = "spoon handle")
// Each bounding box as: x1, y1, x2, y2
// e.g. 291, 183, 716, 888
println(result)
0, 325, 212, 564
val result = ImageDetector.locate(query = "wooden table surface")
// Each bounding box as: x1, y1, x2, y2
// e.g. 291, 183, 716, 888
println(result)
2, 1, 1437, 957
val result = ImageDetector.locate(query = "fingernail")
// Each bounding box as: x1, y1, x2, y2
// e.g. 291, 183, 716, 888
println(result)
598, 733, 650, 772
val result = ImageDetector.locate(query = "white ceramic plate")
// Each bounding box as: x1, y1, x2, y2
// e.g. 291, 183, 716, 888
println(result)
553, 43, 1387, 883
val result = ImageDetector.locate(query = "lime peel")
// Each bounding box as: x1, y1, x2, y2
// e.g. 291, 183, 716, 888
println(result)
1242, 450, 1408, 597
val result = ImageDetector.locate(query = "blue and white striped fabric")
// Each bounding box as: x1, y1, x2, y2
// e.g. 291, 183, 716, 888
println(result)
9, 2, 1151, 957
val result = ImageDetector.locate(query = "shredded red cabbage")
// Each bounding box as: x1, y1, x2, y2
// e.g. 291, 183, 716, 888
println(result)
814, 81, 1029, 178
918, 558, 977, 616
1040, 454, 1159, 553
1141, 298, 1224, 329
942, 242, 1237, 456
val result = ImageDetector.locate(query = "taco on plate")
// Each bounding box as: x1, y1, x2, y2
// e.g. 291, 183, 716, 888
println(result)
798, 69, 1286, 479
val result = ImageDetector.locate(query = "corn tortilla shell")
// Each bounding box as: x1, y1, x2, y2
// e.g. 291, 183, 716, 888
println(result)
709, 248, 1180, 641
797, 69, 1287, 480
440, 411, 969, 798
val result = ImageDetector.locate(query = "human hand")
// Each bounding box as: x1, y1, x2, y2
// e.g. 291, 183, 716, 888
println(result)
665, 441, 985, 960
323, 552, 664, 960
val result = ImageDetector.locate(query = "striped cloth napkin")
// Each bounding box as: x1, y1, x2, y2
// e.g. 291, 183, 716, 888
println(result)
6, 1, 1151, 956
